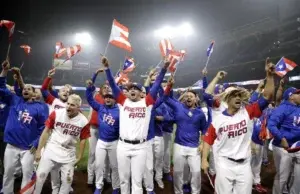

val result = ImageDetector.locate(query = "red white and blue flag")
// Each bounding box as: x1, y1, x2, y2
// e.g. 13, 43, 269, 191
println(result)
275, 57, 297, 77
159, 39, 174, 57
115, 70, 129, 84
122, 57, 135, 73
19, 172, 36, 194
168, 49, 186, 72
207, 41, 215, 57
0, 20, 15, 42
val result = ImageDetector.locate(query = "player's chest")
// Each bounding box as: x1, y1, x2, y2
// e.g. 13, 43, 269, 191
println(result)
54, 119, 83, 137
121, 104, 149, 119
176, 108, 202, 124
52, 99, 66, 110
14, 104, 39, 121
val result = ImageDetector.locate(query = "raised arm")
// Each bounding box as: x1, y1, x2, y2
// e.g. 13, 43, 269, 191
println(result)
147, 61, 169, 100
0, 60, 13, 103
262, 58, 275, 101
41, 69, 56, 104
102, 57, 126, 105
85, 80, 103, 112
202, 67, 208, 89
275, 79, 284, 106
205, 71, 227, 95
249, 80, 264, 104
91, 68, 104, 84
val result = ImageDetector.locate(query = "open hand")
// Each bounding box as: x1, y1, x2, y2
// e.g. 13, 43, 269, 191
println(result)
201, 159, 209, 174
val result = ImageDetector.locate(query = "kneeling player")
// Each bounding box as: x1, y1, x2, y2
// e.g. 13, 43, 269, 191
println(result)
34, 94, 90, 194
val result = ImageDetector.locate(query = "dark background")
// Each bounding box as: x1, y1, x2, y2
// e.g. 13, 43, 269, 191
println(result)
1, 0, 300, 89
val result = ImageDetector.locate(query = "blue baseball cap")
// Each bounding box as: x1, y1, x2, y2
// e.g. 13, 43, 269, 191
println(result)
283, 87, 300, 100
128, 82, 143, 91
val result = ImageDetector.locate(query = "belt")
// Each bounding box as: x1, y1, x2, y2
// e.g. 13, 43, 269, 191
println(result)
227, 157, 245, 163
119, 137, 146, 145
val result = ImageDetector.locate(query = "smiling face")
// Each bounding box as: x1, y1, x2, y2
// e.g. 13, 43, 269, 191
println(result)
66, 94, 81, 118
226, 90, 243, 110
184, 91, 196, 108
22, 84, 35, 100
58, 87, 70, 102
128, 86, 141, 102
104, 94, 115, 106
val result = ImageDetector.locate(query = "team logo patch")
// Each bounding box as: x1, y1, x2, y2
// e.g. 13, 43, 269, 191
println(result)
188, 111, 193, 117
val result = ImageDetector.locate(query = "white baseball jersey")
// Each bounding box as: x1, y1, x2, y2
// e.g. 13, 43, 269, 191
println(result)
204, 102, 263, 160
43, 109, 90, 163
116, 93, 154, 141
45, 94, 66, 113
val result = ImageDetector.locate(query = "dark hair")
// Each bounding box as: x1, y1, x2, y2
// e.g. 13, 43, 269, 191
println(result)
32, 86, 35, 92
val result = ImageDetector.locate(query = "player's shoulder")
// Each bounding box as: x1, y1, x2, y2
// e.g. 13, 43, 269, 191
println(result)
78, 112, 89, 124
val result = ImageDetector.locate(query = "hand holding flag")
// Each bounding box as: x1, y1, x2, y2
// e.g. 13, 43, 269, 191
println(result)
205, 40, 215, 69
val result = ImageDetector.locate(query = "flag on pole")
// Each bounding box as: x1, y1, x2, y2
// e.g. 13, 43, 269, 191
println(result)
19, 172, 36, 194
275, 57, 298, 77
159, 39, 174, 57
54, 42, 66, 58
115, 70, 129, 84
108, 19, 132, 52
122, 57, 135, 73
168, 50, 185, 72
67, 45, 81, 59
206, 41, 215, 57
20, 45, 31, 55
0, 20, 15, 42
192, 80, 203, 88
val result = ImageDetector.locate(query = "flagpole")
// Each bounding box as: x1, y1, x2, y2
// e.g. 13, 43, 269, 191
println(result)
20, 61, 24, 70
103, 42, 110, 56
155, 60, 163, 69
6, 43, 11, 60
204, 55, 211, 69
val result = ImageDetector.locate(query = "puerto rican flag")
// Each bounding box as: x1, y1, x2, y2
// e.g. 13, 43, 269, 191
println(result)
122, 57, 135, 73
19, 172, 36, 194
54, 42, 67, 58
168, 49, 186, 72
20, 45, 31, 55
67, 45, 81, 59
275, 57, 298, 77
0, 20, 15, 42
159, 39, 174, 57
168, 50, 184, 72
109, 19, 132, 52
115, 70, 129, 84
207, 41, 215, 57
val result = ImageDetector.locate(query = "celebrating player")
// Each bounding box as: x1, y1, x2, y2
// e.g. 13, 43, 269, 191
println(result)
86, 79, 120, 194
201, 58, 275, 194
87, 68, 112, 185
268, 87, 300, 194
164, 75, 211, 194
34, 94, 90, 194
0, 60, 49, 194
102, 56, 169, 194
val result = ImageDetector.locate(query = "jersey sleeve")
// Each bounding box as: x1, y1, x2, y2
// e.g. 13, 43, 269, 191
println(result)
45, 111, 56, 129
41, 77, 56, 104
245, 96, 269, 119
80, 123, 91, 140
105, 68, 127, 105
203, 124, 217, 145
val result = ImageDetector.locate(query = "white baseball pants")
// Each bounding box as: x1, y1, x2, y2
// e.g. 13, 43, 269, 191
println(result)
34, 156, 74, 194
215, 156, 252, 194
251, 143, 263, 184
183, 162, 191, 184
2, 144, 35, 194
272, 146, 293, 194
173, 143, 201, 194
289, 150, 300, 194
117, 140, 147, 194
163, 132, 172, 174
95, 139, 119, 190
153, 136, 164, 182
143, 139, 154, 192
87, 125, 110, 184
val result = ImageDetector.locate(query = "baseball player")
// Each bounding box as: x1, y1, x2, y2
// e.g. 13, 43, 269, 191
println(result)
102, 57, 169, 194
34, 94, 90, 194
0, 60, 49, 194
268, 87, 300, 194
87, 69, 112, 185
41, 69, 70, 113
164, 76, 211, 194
201, 60, 275, 194
86, 80, 120, 194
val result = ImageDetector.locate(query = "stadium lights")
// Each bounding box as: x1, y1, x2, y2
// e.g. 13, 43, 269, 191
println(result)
74, 32, 92, 45
154, 22, 194, 38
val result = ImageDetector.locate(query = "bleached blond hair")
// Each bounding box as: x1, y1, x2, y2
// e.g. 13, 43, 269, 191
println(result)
222, 87, 250, 104
68, 94, 82, 107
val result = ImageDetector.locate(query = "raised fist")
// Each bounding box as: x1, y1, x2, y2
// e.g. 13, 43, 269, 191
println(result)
216, 71, 227, 80
86, 79, 93, 87
265, 57, 275, 75
101, 57, 109, 68
1, 60, 10, 70
11, 67, 20, 75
